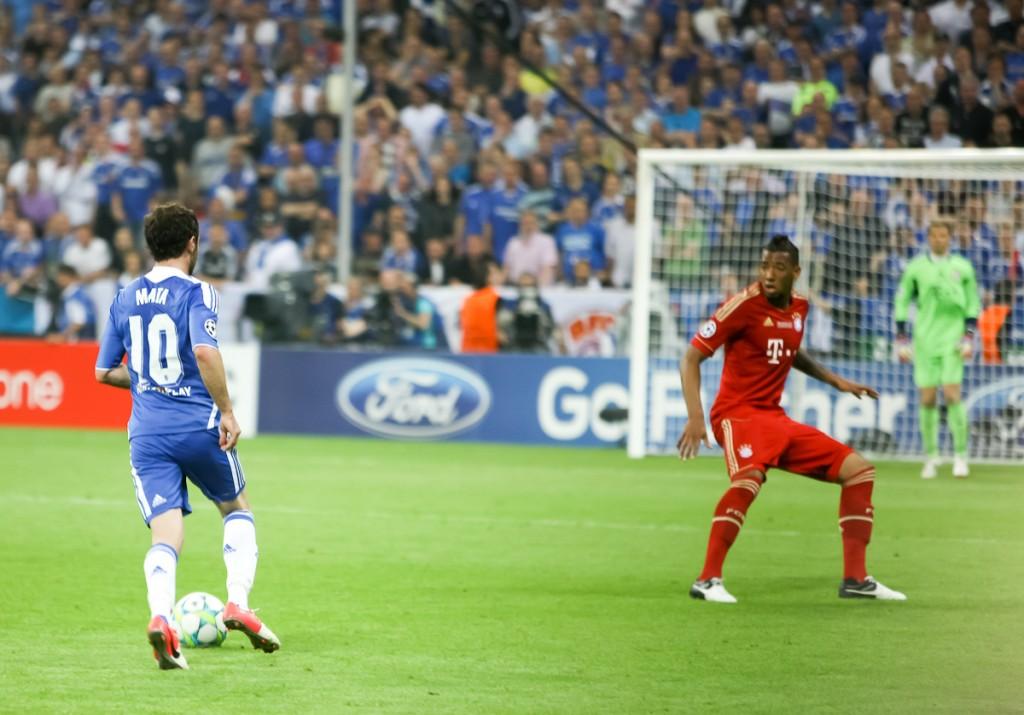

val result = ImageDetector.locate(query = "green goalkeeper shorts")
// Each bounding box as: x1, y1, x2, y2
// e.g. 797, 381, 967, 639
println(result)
913, 350, 964, 388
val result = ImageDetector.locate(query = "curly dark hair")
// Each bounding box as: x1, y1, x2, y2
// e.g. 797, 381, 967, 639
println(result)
144, 203, 199, 261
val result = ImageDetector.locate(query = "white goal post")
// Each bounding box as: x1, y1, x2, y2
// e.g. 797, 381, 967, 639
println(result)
628, 148, 1024, 462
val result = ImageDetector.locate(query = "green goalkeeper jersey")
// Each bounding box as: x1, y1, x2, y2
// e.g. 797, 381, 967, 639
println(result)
894, 253, 980, 356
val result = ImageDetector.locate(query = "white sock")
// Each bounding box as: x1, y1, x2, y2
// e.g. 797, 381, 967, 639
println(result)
144, 543, 177, 621
223, 510, 258, 610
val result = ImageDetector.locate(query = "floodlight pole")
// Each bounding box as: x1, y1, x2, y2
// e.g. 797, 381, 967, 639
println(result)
336, 0, 357, 282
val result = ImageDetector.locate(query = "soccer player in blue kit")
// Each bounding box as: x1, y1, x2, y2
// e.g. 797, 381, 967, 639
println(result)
95, 203, 280, 670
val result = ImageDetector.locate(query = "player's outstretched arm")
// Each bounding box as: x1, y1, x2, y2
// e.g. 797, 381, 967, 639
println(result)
677, 346, 713, 460
95, 315, 129, 388
95, 365, 131, 389
793, 350, 879, 400
194, 345, 241, 451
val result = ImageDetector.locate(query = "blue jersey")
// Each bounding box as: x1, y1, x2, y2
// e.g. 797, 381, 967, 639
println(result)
661, 107, 701, 134
199, 219, 248, 252
304, 138, 338, 169
459, 183, 494, 238
154, 63, 186, 92
488, 183, 527, 259
202, 85, 239, 122
59, 284, 97, 338
554, 182, 598, 212
96, 266, 222, 439
2, 239, 44, 277
115, 160, 163, 222
260, 142, 290, 168
592, 196, 623, 225
92, 155, 126, 206
556, 221, 606, 282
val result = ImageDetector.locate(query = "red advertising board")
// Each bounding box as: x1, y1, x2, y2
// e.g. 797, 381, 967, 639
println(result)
0, 339, 130, 429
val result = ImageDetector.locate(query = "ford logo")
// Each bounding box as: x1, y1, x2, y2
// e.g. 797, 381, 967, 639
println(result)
336, 358, 491, 439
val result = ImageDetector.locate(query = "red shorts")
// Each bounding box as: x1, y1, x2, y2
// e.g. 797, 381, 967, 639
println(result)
711, 410, 854, 482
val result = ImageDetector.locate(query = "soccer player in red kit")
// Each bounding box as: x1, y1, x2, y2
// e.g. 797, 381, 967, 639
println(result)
679, 236, 906, 603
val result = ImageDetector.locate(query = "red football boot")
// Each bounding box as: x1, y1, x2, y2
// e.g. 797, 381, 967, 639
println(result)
147, 615, 188, 670
222, 602, 281, 653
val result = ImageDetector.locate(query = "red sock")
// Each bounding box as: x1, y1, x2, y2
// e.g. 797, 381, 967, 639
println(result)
839, 467, 876, 581
698, 475, 762, 580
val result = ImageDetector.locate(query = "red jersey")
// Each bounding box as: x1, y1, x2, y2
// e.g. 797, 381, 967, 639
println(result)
690, 283, 809, 424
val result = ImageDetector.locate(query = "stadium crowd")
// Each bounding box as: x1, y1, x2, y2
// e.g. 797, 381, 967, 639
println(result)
0, 0, 1021, 358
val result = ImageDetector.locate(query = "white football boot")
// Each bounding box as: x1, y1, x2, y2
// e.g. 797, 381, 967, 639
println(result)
952, 455, 969, 479
838, 577, 908, 601
921, 457, 941, 479
689, 577, 738, 604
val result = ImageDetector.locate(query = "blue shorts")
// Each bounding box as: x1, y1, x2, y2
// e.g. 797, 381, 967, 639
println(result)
128, 429, 246, 525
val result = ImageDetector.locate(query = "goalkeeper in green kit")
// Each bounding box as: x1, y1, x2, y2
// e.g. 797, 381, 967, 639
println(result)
894, 222, 981, 479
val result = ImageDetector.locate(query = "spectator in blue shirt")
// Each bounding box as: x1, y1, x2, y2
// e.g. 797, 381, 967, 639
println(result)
215, 144, 258, 212
200, 196, 249, 253
704, 64, 742, 112
488, 159, 528, 260
826, 2, 868, 65
381, 229, 422, 276
666, 31, 699, 86
122, 65, 163, 112
814, 0, 844, 40
742, 40, 773, 84
240, 70, 276, 137
832, 82, 863, 140
572, 2, 608, 64
819, 110, 853, 148
259, 119, 294, 181
709, 16, 745, 65
960, 195, 999, 289
554, 156, 599, 218
602, 35, 629, 84
580, 64, 607, 111
50, 264, 96, 342
0, 219, 45, 297
520, 159, 559, 232
153, 38, 186, 92
660, 84, 702, 146
592, 173, 624, 226
555, 197, 606, 284
306, 268, 344, 344
732, 80, 767, 130
112, 139, 163, 241
304, 116, 339, 170
457, 160, 498, 243
203, 62, 241, 125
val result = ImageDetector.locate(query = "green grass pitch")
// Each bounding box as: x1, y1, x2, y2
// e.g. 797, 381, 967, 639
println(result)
1, 427, 1022, 714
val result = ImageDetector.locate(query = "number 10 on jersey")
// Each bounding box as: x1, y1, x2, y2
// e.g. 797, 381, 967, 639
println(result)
129, 314, 183, 386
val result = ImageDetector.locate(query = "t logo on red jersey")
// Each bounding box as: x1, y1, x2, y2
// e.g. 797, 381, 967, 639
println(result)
766, 338, 784, 364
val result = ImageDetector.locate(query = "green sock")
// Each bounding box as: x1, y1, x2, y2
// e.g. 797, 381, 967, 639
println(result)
919, 405, 939, 458
948, 402, 968, 457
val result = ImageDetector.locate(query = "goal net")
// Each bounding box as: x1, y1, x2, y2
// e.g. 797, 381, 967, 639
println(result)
627, 149, 1024, 463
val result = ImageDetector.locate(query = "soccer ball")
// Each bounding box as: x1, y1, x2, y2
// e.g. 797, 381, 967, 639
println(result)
173, 592, 228, 648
